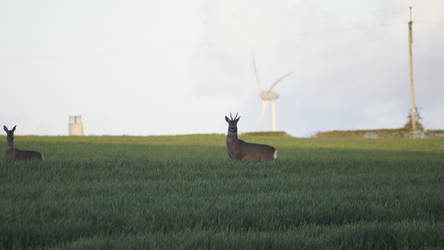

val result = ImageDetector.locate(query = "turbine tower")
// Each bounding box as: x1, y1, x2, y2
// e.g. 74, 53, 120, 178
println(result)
252, 53, 293, 131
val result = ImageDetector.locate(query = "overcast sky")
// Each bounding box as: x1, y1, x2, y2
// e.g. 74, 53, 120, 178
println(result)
1, 0, 443, 136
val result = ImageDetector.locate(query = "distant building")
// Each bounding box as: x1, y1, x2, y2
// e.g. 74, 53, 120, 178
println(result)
69, 116, 84, 136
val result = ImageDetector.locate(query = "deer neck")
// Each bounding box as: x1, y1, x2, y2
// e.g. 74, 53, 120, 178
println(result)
227, 130, 239, 141
227, 129, 242, 160
227, 130, 241, 151
6, 137, 14, 151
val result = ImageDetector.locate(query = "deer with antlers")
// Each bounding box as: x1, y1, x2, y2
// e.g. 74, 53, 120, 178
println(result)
3, 125, 44, 161
225, 113, 277, 162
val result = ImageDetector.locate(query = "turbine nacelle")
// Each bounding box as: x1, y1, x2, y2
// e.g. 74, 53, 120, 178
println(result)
260, 91, 280, 101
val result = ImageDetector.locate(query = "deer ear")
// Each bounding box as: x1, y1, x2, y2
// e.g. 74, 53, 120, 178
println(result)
235, 116, 240, 122
225, 116, 230, 122
3, 126, 7, 132
12, 125, 16, 132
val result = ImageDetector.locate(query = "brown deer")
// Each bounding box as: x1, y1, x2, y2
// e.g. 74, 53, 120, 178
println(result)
225, 113, 277, 162
3, 125, 44, 161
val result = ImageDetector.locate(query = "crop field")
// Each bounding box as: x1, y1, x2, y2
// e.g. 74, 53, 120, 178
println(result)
0, 134, 443, 249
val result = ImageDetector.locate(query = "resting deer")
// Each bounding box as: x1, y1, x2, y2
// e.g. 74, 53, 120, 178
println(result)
225, 113, 277, 162
3, 125, 44, 161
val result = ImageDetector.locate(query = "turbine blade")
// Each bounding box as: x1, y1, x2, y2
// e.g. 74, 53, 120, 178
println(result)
268, 71, 294, 92
252, 51, 263, 90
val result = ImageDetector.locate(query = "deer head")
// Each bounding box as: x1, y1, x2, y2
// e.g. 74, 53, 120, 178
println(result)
3, 125, 16, 143
225, 113, 240, 133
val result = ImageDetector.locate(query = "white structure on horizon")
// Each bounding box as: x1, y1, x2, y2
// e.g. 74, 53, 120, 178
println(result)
252, 53, 293, 131
69, 115, 84, 136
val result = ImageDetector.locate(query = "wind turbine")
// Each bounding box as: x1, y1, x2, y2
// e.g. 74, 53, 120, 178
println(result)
252, 53, 293, 131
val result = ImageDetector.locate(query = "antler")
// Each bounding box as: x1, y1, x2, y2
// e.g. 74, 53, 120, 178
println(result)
228, 113, 240, 121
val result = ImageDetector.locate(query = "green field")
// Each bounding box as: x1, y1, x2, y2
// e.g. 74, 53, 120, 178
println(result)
1, 135, 443, 249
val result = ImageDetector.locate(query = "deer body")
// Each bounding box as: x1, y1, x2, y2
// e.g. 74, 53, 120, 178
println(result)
225, 114, 277, 162
4, 126, 43, 161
